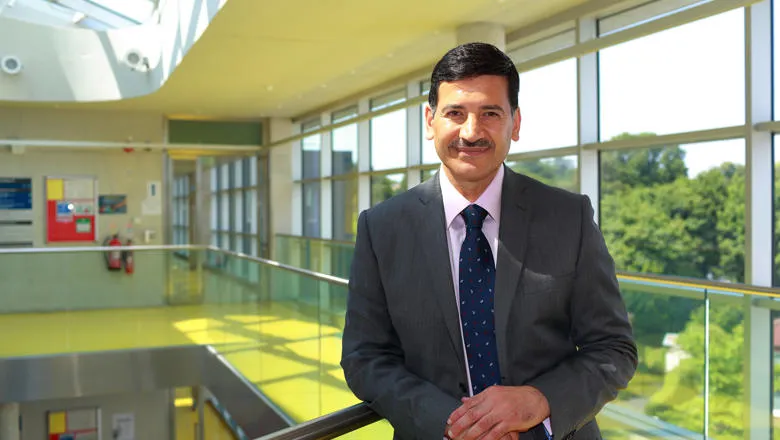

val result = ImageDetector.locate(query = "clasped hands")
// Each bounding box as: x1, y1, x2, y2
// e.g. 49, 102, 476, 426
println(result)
445, 385, 550, 440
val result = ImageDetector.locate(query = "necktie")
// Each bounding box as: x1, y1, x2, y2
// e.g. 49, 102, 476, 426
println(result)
459, 204, 501, 395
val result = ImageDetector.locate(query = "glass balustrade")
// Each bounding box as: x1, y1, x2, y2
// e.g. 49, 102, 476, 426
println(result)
2, 240, 778, 439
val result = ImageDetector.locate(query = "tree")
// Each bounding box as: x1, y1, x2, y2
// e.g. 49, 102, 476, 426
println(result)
645, 305, 745, 440
600, 132, 688, 195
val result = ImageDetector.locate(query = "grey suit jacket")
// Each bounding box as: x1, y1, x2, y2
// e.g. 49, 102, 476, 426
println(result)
341, 166, 637, 440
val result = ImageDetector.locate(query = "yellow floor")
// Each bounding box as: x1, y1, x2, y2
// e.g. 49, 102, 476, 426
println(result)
0, 301, 391, 438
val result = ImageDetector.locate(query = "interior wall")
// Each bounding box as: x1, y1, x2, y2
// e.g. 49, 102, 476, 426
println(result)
0, 107, 169, 312
20, 390, 170, 440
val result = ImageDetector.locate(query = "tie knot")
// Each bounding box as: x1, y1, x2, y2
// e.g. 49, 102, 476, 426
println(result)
461, 204, 488, 229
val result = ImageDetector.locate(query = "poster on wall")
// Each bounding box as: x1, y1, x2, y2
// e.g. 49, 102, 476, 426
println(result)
141, 180, 161, 216
45, 176, 98, 243
47, 407, 100, 440
112, 413, 135, 440
98, 195, 127, 214
0, 177, 33, 247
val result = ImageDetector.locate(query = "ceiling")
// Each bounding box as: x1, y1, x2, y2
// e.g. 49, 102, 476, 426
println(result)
8, 0, 589, 119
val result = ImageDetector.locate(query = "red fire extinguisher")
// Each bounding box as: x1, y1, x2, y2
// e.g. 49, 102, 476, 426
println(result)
123, 239, 134, 275
105, 234, 122, 271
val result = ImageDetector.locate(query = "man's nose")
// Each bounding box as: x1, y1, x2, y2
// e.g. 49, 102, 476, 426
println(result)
459, 114, 482, 142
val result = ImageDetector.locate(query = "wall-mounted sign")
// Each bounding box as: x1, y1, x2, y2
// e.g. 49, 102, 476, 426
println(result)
45, 176, 97, 243
0, 177, 33, 247
99, 194, 128, 214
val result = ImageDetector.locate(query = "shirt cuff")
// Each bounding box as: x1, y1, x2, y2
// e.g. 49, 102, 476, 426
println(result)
543, 417, 552, 439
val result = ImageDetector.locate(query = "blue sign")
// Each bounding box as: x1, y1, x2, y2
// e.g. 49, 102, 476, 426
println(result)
0, 178, 32, 210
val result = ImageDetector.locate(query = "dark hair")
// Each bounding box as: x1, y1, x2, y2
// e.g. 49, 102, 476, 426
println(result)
428, 42, 519, 113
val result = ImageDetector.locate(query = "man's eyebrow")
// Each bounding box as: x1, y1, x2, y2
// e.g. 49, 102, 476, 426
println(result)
439, 104, 506, 113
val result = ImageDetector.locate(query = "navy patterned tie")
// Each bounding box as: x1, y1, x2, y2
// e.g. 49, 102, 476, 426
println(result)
459, 204, 501, 395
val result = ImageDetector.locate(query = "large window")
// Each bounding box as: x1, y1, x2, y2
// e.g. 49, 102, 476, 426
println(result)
599, 9, 745, 140
210, 156, 260, 255
511, 59, 578, 154
371, 90, 407, 171
600, 139, 746, 281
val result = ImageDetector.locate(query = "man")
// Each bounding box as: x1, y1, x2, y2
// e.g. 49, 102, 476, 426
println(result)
340, 42, 637, 440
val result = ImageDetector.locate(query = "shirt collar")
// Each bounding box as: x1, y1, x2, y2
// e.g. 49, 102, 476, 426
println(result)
440, 164, 504, 228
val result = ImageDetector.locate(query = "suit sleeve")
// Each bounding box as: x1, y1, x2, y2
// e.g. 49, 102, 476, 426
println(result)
340, 210, 461, 439
527, 195, 638, 440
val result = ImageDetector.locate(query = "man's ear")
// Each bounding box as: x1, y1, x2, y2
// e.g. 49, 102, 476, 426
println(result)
424, 104, 435, 141
511, 107, 521, 142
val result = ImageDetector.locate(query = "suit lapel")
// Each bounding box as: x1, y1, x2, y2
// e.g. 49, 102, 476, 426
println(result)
495, 167, 532, 375
414, 175, 466, 369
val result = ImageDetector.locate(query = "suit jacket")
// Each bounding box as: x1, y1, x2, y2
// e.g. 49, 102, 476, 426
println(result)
340, 166, 637, 440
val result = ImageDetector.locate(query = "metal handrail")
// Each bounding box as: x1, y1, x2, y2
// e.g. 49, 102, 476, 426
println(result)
254, 403, 381, 440
617, 271, 780, 298
209, 247, 349, 287
2, 242, 777, 297
0, 244, 206, 255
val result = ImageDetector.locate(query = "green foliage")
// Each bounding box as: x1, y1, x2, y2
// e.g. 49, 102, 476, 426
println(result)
508, 157, 578, 192
598, 132, 755, 438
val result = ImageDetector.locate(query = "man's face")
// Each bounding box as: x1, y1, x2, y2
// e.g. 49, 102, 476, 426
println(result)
425, 75, 520, 185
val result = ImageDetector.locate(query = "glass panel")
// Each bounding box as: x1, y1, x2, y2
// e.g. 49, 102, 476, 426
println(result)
511, 59, 577, 154
0, 249, 205, 356
210, 194, 218, 230
599, 9, 745, 140
302, 134, 322, 179
421, 102, 438, 165
233, 192, 243, 233
246, 190, 258, 235
371, 173, 407, 206
706, 291, 745, 439
249, 156, 258, 186
776, 138, 780, 287
421, 168, 438, 182
599, 278, 706, 438
775, 0, 780, 120
210, 167, 218, 191
371, 109, 407, 171
233, 159, 243, 187
332, 178, 358, 242
302, 182, 321, 238
506, 156, 578, 193
220, 194, 230, 232
332, 124, 358, 175
220, 163, 230, 190
302, 119, 322, 179
600, 139, 745, 280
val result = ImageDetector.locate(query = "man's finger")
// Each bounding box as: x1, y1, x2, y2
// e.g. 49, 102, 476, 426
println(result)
448, 399, 489, 440
457, 412, 500, 440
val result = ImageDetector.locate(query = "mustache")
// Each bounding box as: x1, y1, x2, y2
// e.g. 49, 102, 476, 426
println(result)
448, 139, 493, 149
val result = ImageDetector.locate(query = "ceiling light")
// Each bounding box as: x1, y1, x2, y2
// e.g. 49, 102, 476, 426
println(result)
266, 85, 274, 91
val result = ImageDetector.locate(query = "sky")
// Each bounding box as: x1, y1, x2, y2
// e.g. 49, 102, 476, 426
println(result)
304, 6, 780, 183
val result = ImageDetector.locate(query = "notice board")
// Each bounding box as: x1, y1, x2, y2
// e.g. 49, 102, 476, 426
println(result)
45, 176, 97, 243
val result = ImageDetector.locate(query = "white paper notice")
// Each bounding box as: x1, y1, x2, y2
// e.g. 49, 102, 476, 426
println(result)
64, 178, 95, 200
112, 413, 135, 440
142, 180, 162, 216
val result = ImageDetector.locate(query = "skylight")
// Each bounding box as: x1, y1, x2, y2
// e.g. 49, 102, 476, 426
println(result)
0, 0, 158, 30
